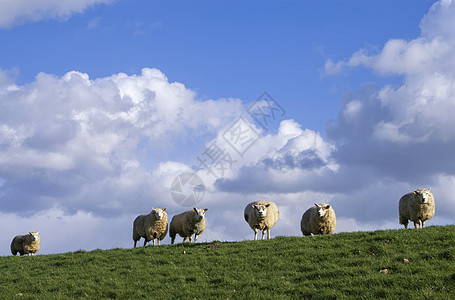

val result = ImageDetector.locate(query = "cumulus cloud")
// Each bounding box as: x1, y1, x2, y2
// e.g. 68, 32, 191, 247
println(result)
0, 0, 112, 29
324, 1, 455, 77
215, 119, 339, 194
218, 0, 455, 235
3, 0, 455, 256
0, 68, 242, 218
318, 0, 455, 227
326, 1, 455, 182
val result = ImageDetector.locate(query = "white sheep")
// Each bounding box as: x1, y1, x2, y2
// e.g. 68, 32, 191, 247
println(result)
169, 208, 208, 244
11, 231, 40, 256
133, 208, 168, 247
300, 203, 336, 236
244, 200, 279, 240
399, 188, 435, 229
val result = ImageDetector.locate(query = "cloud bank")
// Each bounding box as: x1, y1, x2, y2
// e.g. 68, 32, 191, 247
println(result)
0, 0, 112, 28
0, 68, 242, 218
2, 0, 455, 256
217, 0, 455, 229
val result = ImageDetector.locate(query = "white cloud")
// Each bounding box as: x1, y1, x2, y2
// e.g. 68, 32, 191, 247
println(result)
342, 100, 362, 122
0, 0, 112, 29
326, 0, 455, 154
0, 68, 243, 217
218, 0, 455, 242
323, 59, 346, 76
3, 1, 455, 256
214, 119, 338, 194
324, 1, 455, 77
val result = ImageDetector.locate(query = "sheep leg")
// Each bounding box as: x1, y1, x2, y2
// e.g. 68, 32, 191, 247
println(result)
153, 239, 156, 246
261, 230, 266, 240
171, 238, 175, 245
194, 235, 198, 243
267, 229, 270, 240
189, 235, 193, 243
422, 221, 426, 228
183, 237, 188, 243
134, 240, 137, 248
143, 239, 148, 247
158, 239, 161, 246
254, 229, 258, 241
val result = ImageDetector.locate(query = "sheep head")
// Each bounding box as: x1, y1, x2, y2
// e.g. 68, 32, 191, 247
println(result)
193, 207, 208, 221
29, 231, 40, 241
152, 208, 167, 220
413, 188, 432, 204
314, 203, 331, 217
252, 203, 270, 218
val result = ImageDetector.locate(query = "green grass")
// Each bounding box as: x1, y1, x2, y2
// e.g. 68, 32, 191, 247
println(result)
1, 225, 455, 299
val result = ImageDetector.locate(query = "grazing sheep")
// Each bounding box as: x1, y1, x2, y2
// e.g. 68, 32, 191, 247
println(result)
244, 200, 279, 240
300, 203, 336, 236
399, 188, 435, 229
11, 231, 40, 256
133, 208, 168, 247
169, 208, 208, 244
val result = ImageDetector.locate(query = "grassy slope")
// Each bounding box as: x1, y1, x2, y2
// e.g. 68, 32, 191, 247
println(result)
1, 225, 455, 299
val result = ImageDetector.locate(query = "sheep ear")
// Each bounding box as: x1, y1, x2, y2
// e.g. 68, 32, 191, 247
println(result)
325, 205, 331, 209
428, 188, 431, 192
203, 208, 208, 212
193, 207, 197, 212
252, 204, 257, 209
265, 204, 270, 208
29, 232, 32, 235
314, 203, 319, 207
162, 208, 166, 212
36, 231, 39, 234
413, 191, 418, 194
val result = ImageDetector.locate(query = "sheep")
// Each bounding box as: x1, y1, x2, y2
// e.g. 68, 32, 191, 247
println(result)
244, 200, 279, 240
300, 203, 336, 236
133, 208, 168, 247
399, 188, 435, 229
169, 208, 208, 244
11, 231, 40, 256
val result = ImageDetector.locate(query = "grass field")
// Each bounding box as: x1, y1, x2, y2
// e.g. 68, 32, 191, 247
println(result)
1, 225, 455, 299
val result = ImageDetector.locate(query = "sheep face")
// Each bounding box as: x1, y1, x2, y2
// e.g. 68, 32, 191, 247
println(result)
252, 204, 271, 218
315, 203, 331, 217
193, 208, 208, 221
414, 189, 432, 204
29, 231, 40, 241
152, 208, 166, 220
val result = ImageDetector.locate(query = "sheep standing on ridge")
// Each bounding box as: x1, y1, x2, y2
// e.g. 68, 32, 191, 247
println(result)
169, 208, 208, 244
300, 203, 336, 236
244, 200, 279, 240
399, 188, 435, 229
11, 231, 40, 256
133, 208, 168, 247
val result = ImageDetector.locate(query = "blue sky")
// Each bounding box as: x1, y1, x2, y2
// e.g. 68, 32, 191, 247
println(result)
2, 0, 454, 255
1, 0, 433, 132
